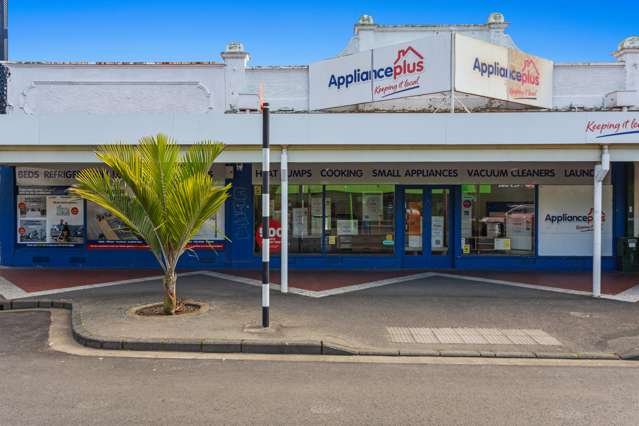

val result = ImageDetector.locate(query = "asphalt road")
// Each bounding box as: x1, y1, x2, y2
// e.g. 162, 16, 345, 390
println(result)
1, 311, 638, 425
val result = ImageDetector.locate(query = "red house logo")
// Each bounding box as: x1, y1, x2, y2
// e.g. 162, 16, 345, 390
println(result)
393, 46, 424, 80
520, 58, 540, 86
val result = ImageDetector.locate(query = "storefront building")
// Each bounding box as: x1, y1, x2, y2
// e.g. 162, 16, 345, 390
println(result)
1, 14, 638, 272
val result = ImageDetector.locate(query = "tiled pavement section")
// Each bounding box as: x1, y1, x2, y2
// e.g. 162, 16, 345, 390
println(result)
388, 327, 562, 346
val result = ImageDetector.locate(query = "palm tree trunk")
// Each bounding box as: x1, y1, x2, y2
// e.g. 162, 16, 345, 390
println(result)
163, 269, 177, 315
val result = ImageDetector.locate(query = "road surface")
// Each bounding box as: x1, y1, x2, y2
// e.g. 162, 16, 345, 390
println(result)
1, 311, 638, 425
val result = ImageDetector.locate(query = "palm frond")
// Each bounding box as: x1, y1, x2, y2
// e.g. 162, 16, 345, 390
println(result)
70, 134, 230, 276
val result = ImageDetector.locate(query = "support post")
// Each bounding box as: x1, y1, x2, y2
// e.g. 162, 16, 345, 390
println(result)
280, 147, 289, 294
593, 145, 610, 298
592, 174, 603, 298
450, 32, 455, 114
261, 103, 270, 326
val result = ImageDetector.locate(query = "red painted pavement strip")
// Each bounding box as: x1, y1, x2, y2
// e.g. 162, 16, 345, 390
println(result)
443, 271, 639, 295
0, 269, 160, 293
1, 267, 638, 296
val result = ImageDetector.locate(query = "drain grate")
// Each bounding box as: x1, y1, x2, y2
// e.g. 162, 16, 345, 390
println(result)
387, 327, 562, 346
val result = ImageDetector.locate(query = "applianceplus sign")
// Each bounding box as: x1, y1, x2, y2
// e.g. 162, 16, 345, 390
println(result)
472, 57, 540, 86
328, 46, 424, 90
544, 213, 589, 224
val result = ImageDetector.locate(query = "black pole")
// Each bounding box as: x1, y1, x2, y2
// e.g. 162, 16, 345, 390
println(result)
261, 102, 270, 327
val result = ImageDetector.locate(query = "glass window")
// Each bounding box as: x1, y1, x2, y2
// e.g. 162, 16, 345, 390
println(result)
325, 184, 395, 254
461, 184, 535, 256
431, 189, 450, 256
254, 185, 283, 253
289, 185, 324, 253
254, 184, 323, 254
404, 189, 423, 255
16, 186, 85, 246
87, 201, 225, 248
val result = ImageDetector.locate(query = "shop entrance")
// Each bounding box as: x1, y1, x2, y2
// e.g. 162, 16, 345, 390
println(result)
400, 186, 454, 269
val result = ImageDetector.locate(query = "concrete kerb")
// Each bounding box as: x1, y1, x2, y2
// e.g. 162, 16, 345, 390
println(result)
619, 349, 639, 360
0, 300, 629, 361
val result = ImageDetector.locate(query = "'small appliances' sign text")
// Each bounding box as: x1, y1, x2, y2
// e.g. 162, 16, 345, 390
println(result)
309, 34, 451, 110
454, 34, 553, 108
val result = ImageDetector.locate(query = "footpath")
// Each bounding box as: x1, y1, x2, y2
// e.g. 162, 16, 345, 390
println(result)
1, 271, 638, 360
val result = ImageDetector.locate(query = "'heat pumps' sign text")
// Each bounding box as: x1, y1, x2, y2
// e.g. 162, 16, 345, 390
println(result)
454, 34, 553, 108
309, 34, 451, 110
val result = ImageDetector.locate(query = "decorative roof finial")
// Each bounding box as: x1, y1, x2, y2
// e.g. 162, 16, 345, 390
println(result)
357, 14, 374, 25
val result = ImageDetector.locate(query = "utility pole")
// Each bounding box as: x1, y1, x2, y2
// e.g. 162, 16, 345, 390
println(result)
261, 102, 270, 327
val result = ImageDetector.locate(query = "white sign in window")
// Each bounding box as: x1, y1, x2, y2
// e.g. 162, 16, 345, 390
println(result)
538, 185, 613, 256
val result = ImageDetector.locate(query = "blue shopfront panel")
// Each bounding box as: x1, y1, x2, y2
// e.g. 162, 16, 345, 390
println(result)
1, 163, 629, 272
1, 165, 231, 269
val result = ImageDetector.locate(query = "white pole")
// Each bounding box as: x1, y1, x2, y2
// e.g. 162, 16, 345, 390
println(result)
592, 145, 610, 298
280, 147, 289, 294
450, 32, 455, 114
592, 170, 602, 298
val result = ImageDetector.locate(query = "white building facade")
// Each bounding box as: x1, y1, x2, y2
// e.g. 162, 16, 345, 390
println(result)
0, 13, 638, 274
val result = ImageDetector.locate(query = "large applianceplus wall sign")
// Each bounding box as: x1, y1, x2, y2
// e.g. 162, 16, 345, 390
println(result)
309, 34, 451, 110
371, 35, 451, 102
454, 34, 553, 108
538, 185, 612, 256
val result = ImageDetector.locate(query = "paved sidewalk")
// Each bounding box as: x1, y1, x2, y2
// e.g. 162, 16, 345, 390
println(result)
14, 273, 639, 358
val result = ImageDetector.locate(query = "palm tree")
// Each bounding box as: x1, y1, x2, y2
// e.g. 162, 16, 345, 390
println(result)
70, 134, 231, 314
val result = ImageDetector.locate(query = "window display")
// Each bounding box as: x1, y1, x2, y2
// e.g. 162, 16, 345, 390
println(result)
326, 184, 395, 254
16, 187, 84, 246
461, 184, 535, 255
86, 201, 225, 249
254, 184, 394, 254
254, 185, 323, 253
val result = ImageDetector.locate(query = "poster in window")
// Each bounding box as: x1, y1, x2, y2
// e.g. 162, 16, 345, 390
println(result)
431, 216, 444, 249
461, 194, 474, 238
311, 196, 323, 217
494, 238, 511, 250
87, 203, 140, 243
362, 194, 383, 222
292, 208, 309, 237
46, 196, 85, 244
192, 213, 224, 242
17, 194, 46, 219
311, 217, 323, 236
17, 219, 47, 244
337, 219, 358, 236
87, 202, 225, 248
17, 193, 48, 243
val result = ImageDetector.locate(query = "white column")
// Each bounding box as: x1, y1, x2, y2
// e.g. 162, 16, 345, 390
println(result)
450, 32, 456, 114
592, 146, 610, 298
280, 147, 289, 294
592, 171, 603, 298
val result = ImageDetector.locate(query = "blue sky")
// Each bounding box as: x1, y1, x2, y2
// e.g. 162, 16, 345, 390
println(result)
7, 0, 639, 64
